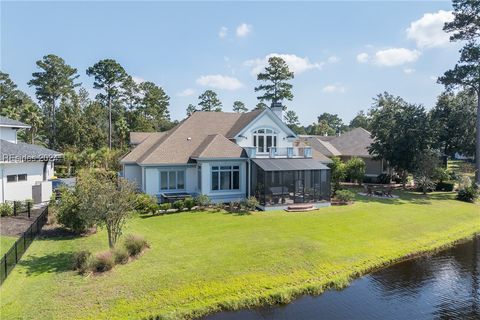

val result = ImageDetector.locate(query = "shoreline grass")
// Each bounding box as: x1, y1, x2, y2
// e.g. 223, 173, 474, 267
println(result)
0, 191, 479, 320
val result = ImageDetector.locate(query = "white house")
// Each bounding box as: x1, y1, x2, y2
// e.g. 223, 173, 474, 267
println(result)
121, 104, 331, 210
0, 117, 61, 204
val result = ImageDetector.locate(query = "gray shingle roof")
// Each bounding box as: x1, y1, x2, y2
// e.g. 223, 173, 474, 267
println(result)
0, 139, 62, 162
122, 110, 263, 165
0, 117, 30, 128
302, 128, 374, 158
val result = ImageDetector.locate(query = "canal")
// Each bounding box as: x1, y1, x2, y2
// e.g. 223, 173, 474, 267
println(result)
206, 236, 480, 320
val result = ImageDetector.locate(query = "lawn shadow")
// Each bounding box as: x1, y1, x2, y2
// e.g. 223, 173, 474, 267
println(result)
352, 188, 456, 206
17, 251, 75, 275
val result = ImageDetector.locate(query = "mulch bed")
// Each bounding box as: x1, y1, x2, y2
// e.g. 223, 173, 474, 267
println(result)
0, 206, 46, 237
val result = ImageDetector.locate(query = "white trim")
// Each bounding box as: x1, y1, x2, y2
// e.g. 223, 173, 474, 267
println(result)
233, 108, 297, 140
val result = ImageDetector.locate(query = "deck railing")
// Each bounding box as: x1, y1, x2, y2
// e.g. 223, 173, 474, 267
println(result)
245, 147, 312, 159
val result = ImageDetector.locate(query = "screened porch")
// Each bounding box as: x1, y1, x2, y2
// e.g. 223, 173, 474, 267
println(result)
250, 159, 331, 207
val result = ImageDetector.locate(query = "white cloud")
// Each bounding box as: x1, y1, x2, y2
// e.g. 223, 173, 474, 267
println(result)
322, 84, 346, 93
374, 48, 421, 66
356, 52, 369, 63
327, 55, 340, 64
219, 26, 228, 39
177, 88, 195, 97
406, 10, 454, 48
196, 75, 243, 90
236, 23, 252, 37
244, 53, 323, 76
132, 76, 145, 84
403, 68, 415, 74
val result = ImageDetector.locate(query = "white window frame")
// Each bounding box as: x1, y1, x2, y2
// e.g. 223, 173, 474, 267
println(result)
6, 174, 27, 183
253, 128, 278, 154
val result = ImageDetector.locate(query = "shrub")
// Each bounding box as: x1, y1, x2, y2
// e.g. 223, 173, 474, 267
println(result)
195, 194, 211, 208
435, 168, 450, 183
172, 200, 185, 211
135, 193, 159, 215
328, 156, 346, 193
158, 202, 171, 213
227, 201, 240, 213
0, 202, 13, 217
457, 186, 478, 203
435, 181, 455, 192
241, 196, 259, 211
112, 246, 129, 264
89, 251, 115, 272
335, 190, 355, 202
184, 197, 195, 211
56, 188, 92, 233
124, 234, 149, 256
345, 157, 366, 184
72, 250, 91, 273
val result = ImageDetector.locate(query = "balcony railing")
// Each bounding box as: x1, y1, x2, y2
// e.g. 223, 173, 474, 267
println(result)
245, 147, 312, 159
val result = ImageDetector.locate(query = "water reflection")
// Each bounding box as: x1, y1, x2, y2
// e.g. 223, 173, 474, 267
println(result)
205, 236, 480, 320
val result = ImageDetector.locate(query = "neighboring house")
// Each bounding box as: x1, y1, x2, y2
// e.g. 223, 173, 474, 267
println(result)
301, 127, 387, 177
0, 117, 62, 204
121, 104, 331, 210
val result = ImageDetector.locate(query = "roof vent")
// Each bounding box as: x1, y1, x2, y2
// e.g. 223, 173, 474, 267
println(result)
187, 137, 192, 141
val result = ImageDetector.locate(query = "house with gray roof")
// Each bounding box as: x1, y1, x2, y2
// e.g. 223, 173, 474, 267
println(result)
301, 127, 387, 177
0, 117, 62, 203
121, 104, 331, 210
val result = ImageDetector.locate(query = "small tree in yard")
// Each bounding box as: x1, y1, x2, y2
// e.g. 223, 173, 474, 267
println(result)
345, 157, 366, 185
328, 156, 346, 194
77, 170, 136, 248
413, 150, 440, 195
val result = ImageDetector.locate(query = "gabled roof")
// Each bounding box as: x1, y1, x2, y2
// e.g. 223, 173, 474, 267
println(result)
294, 140, 333, 163
0, 116, 30, 128
0, 139, 62, 162
130, 132, 158, 145
122, 110, 264, 165
191, 134, 246, 159
302, 127, 373, 158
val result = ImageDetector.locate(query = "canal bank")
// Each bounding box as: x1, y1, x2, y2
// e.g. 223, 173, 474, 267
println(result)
205, 235, 480, 320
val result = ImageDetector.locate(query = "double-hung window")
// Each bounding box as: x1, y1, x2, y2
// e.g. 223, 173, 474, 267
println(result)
211, 165, 240, 191
159, 170, 185, 191
253, 128, 277, 153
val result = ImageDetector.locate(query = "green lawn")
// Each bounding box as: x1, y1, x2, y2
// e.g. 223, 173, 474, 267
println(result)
1, 191, 479, 320
448, 159, 475, 178
0, 235, 18, 257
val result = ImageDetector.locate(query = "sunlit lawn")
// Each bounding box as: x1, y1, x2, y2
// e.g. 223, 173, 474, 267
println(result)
0, 235, 18, 257
1, 191, 479, 320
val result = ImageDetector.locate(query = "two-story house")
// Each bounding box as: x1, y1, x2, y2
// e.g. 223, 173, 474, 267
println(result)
121, 104, 331, 210
0, 116, 61, 204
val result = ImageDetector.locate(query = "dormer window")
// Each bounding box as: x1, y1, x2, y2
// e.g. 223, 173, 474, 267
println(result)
253, 128, 277, 153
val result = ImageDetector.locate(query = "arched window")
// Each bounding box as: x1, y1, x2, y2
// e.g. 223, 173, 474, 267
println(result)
253, 128, 277, 153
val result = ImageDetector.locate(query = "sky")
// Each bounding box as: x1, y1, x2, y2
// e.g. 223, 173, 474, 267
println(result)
1, 1, 461, 125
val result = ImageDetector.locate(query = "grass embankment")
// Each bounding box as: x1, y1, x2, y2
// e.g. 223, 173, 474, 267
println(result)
0, 191, 479, 320
0, 236, 17, 257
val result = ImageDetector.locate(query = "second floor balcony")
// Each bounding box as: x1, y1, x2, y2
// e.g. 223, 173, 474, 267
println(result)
245, 146, 312, 159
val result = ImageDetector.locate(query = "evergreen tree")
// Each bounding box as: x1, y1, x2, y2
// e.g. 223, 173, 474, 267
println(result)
198, 90, 222, 112
255, 57, 294, 107
28, 54, 80, 148
232, 100, 247, 113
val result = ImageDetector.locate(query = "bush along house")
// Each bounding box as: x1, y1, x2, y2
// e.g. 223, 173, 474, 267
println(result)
121, 103, 332, 211
0, 116, 62, 204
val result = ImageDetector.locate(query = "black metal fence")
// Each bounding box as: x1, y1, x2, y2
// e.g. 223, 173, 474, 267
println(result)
0, 205, 49, 285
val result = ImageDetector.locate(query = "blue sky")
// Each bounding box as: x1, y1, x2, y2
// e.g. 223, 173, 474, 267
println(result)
1, 1, 460, 124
